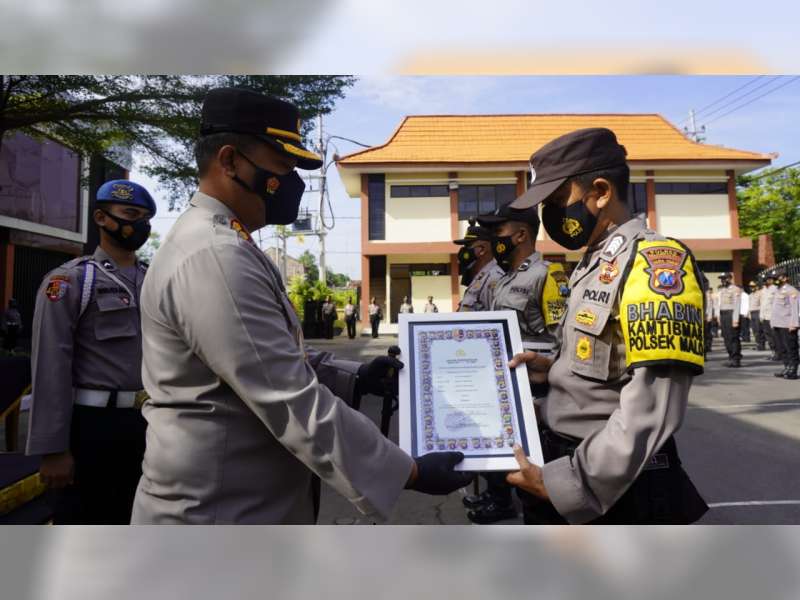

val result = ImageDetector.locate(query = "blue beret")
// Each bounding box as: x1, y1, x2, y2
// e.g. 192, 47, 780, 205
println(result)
96, 180, 157, 217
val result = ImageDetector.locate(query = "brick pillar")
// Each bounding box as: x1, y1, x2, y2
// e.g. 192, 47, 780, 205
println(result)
645, 170, 656, 229
450, 254, 460, 311
757, 234, 775, 268
0, 241, 14, 309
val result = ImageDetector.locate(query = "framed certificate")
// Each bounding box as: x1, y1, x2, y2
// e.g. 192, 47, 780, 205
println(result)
398, 311, 544, 471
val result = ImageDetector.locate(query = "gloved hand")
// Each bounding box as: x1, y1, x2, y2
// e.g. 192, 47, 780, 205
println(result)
356, 355, 403, 397
407, 451, 475, 495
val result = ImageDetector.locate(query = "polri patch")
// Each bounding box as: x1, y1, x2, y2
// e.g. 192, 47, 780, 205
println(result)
598, 260, 619, 284
45, 277, 69, 302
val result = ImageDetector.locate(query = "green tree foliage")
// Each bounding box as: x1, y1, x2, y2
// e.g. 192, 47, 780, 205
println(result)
136, 231, 161, 263
298, 250, 320, 283
0, 75, 355, 208
738, 167, 800, 262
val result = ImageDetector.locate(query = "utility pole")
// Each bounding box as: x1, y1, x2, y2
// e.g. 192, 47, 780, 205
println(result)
683, 109, 706, 143
318, 113, 327, 284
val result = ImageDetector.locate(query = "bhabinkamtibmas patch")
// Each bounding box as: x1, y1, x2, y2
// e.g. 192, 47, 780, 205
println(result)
542, 263, 569, 325
619, 239, 705, 373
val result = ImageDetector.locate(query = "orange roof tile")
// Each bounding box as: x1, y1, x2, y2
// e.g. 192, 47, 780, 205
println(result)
337, 114, 771, 165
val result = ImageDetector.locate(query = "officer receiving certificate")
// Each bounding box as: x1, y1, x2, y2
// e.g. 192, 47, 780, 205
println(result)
399, 311, 543, 471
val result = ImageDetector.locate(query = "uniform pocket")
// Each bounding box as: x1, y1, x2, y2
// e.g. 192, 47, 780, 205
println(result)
568, 304, 622, 381
94, 294, 137, 341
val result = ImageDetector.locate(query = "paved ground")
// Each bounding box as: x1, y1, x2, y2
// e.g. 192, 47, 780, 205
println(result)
5, 333, 799, 524
313, 332, 800, 525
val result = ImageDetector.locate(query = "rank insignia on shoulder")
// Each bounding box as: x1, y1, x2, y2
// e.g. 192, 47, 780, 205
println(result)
230, 219, 253, 243
575, 309, 597, 326
602, 234, 626, 259
518, 260, 530, 272
45, 276, 70, 302
101, 259, 115, 270
213, 214, 229, 226
598, 260, 619, 284
576, 335, 592, 361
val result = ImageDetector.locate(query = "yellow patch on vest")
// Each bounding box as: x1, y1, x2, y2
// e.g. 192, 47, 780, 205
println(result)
575, 309, 596, 327
619, 239, 705, 373
542, 263, 569, 326
575, 335, 592, 361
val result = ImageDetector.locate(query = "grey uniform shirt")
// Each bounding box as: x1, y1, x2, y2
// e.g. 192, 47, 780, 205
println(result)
749, 288, 762, 313
458, 259, 504, 312
761, 285, 777, 321
132, 192, 413, 524
540, 217, 697, 524
26, 247, 146, 456
399, 302, 413, 314
770, 284, 799, 329
491, 251, 557, 346
718, 285, 742, 326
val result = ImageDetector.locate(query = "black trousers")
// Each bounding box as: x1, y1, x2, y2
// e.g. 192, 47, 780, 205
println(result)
345, 316, 356, 339
704, 321, 713, 352
2, 324, 19, 351
751, 311, 764, 348
719, 310, 742, 359
520, 431, 708, 525
739, 316, 750, 341
50, 405, 147, 525
370, 316, 380, 338
762, 319, 776, 351
774, 327, 800, 368
322, 315, 335, 339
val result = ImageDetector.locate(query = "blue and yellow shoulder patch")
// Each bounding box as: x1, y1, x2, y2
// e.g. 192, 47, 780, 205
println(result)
619, 239, 705, 374
542, 263, 569, 326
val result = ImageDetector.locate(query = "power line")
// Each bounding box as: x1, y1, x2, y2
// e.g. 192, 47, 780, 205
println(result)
746, 159, 800, 181
677, 76, 764, 124
698, 76, 783, 122
705, 76, 800, 126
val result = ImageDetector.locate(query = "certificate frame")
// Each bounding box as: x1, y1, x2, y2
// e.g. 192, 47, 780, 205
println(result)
398, 311, 544, 471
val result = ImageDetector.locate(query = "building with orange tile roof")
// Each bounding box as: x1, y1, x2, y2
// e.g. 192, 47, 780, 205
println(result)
336, 114, 772, 333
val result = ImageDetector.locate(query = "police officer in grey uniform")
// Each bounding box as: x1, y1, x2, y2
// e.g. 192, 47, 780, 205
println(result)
504, 128, 707, 524
749, 279, 765, 351
717, 272, 743, 367
466, 202, 568, 524
770, 272, 799, 379
25, 179, 155, 524
452, 219, 509, 519
453, 219, 504, 313
132, 88, 472, 524
760, 270, 779, 360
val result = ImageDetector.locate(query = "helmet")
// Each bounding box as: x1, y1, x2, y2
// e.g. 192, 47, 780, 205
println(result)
96, 180, 157, 217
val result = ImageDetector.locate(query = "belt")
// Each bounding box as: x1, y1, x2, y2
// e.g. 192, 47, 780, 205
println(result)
522, 340, 556, 356
74, 388, 148, 409
539, 428, 674, 472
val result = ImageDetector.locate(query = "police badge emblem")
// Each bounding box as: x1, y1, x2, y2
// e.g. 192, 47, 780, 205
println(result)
562, 218, 583, 238
639, 245, 687, 299
110, 183, 135, 200
576, 335, 592, 361
598, 260, 619, 284
45, 276, 69, 302
266, 176, 281, 195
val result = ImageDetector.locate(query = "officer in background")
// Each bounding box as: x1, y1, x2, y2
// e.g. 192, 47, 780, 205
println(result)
452, 219, 507, 519
343, 297, 358, 340
399, 296, 414, 315
368, 297, 383, 338
424, 296, 439, 313
770, 271, 799, 380
760, 270, 779, 360
453, 218, 504, 313
465, 202, 567, 524
321, 295, 337, 339
132, 88, 472, 524
718, 272, 743, 367
702, 275, 714, 355
739, 285, 750, 343
504, 128, 708, 524
25, 180, 155, 524
749, 279, 765, 351
1, 298, 22, 353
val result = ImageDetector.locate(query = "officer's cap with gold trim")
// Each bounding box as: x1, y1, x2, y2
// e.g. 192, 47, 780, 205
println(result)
454, 218, 493, 245
200, 88, 322, 170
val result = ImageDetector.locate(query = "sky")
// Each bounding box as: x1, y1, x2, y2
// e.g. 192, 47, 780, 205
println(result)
135, 75, 800, 279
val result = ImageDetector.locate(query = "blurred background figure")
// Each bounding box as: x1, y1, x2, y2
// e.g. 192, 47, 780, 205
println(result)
343, 297, 358, 339
423, 296, 438, 313
1, 298, 22, 353
321, 295, 337, 339
368, 296, 382, 337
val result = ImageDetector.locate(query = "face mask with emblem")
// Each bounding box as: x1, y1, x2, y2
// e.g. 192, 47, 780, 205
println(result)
542, 193, 597, 250
101, 211, 151, 251
457, 246, 478, 285
234, 150, 306, 225
491, 233, 520, 273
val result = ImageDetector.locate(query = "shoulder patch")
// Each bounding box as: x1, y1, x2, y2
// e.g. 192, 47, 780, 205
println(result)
598, 259, 619, 284
542, 263, 568, 325
230, 219, 253, 243
619, 239, 704, 374
601, 234, 626, 259
45, 276, 70, 302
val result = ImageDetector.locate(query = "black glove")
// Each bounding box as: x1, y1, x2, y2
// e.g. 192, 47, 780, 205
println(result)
408, 452, 475, 495
356, 355, 404, 397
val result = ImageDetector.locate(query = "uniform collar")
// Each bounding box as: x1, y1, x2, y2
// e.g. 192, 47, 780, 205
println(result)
92, 245, 143, 272
516, 251, 542, 272
190, 191, 238, 220
572, 217, 646, 287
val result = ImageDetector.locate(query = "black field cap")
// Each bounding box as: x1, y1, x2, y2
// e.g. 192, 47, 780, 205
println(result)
510, 127, 628, 209
454, 218, 493, 245
718, 272, 733, 280
200, 88, 323, 170
476, 202, 540, 228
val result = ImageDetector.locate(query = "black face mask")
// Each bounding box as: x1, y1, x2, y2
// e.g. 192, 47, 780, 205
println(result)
457, 246, 479, 286
101, 211, 151, 251
491, 234, 518, 273
234, 151, 306, 225
542, 195, 598, 250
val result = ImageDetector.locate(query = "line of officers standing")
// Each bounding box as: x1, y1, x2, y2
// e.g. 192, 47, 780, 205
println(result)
23, 88, 708, 525
707, 270, 799, 379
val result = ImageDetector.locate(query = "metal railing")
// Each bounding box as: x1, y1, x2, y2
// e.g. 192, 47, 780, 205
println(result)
758, 258, 800, 287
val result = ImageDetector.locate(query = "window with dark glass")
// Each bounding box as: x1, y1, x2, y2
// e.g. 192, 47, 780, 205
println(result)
390, 184, 449, 197
697, 260, 733, 273
457, 184, 516, 219
368, 174, 386, 240
627, 182, 648, 215
655, 182, 728, 194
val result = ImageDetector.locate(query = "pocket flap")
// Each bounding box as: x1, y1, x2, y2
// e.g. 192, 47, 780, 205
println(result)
572, 304, 611, 336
